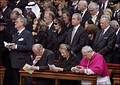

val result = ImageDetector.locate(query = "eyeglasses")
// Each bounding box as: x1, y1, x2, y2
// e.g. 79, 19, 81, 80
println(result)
54, 23, 58, 25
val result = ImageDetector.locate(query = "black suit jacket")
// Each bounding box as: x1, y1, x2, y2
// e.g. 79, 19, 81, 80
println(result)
65, 25, 88, 61
35, 49, 55, 71
93, 27, 116, 62
10, 29, 34, 69
81, 9, 91, 27
46, 24, 55, 50
51, 30, 67, 59
54, 53, 78, 71
3, 7, 12, 19
0, 29, 12, 66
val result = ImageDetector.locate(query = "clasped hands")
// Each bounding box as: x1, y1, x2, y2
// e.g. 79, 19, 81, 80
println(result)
71, 66, 85, 73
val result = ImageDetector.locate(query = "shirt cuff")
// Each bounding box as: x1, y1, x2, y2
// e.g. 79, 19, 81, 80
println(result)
15, 45, 17, 49
85, 69, 95, 75
37, 66, 39, 70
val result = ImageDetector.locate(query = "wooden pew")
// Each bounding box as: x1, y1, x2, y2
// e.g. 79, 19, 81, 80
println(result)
19, 70, 97, 85
0, 66, 5, 85
107, 63, 120, 85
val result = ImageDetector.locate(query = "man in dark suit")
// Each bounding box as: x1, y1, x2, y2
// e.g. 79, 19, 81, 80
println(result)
98, 0, 110, 10
110, 20, 120, 64
0, 0, 12, 19
0, 18, 13, 85
65, 13, 88, 62
6, 15, 34, 85
30, 44, 55, 85
88, 2, 103, 28
44, 11, 55, 50
77, 0, 91, 27
8, 0, 28, 13
93, 15, 116, 63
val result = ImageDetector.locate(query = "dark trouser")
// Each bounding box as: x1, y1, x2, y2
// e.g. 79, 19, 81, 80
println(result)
12, 68, 20, 85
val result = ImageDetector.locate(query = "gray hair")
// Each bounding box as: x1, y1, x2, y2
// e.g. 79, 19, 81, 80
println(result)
110, 20, 119, 28
79, 0, 88, 8
32, 44, 43, 51
82, 46, 93, 52
101, 15, 111, 24
73, 13, 82, 21
17, 15, 27, 26
88, 2, 99, 9
13, 8, 23, 15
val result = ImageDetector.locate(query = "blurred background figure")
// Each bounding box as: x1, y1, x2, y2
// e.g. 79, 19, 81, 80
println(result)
0, 18, 13, 85
110, 20, 120, 64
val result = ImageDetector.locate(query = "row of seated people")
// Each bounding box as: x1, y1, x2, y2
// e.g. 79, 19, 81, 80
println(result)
1, 44, 119, 85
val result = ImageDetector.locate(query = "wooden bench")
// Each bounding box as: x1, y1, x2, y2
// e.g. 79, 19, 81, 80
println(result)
107, 63, 120, 74
0, 66, 5, 85
107, 63, 120, 85
113, 75, 120, 85
19, 70, 97, 85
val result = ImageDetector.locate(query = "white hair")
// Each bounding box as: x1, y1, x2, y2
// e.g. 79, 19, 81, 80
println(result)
13, 8, 22, 15
88, 2, 99, 9
101, 15, 111, 24
79, 0, 88, 8
73, 13, 82, 21
110, 20, 119, 28
82, 46, 93, 52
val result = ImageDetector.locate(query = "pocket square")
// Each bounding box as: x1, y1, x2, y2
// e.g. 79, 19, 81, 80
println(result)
104, 37, 108, 39
18, 38, 24, 41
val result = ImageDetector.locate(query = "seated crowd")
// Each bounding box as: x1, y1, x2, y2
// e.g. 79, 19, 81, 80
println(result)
0, 0, 120, 85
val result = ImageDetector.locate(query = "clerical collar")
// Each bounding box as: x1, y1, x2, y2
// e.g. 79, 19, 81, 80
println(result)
18, 28, 25, 34
103, 25, 110, 34
48, 22, 53, 29
2, 6, 7, 12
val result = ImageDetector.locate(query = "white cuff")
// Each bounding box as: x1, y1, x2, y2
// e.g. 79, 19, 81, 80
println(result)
85, 69, 95, 75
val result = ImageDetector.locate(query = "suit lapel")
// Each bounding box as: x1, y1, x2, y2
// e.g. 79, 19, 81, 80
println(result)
97, 28, 110, 44
12, 29, 25, 43
71, 26, 81, 44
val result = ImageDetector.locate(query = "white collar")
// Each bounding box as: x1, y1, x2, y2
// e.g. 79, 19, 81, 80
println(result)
103, 25, 110, 34
2, 6, 7, 12
48, 22, 53, 28
104, 0, 108, 9
81, 8, 87, 17
72, 1, 79, 6
116, 28, 120, 35
18, 28, 25, 34
74, 24, 80, 31
16, 0, 21, 4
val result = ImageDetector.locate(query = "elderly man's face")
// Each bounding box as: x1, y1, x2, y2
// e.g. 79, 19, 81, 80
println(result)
15, 18, 23, 30
100, 18, 109, 29
77, 2, 85, 11
89, 8, 97, 16
82, 51, 92, 60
